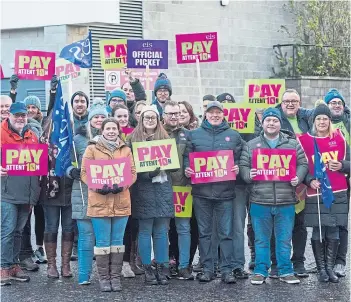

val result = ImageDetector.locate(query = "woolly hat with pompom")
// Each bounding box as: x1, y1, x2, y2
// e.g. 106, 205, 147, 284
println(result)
88, 98, 108, 121
140, 104, 160, 118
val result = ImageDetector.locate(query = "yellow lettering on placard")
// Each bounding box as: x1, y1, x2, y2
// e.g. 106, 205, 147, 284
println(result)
217, 156, 228, 169
202, 41, 213, 53
31, 150, 43, 164
194, 158, 206, 172
113, 163, 125, 176
6, 150, 19, 164
29, 56, 41, 69
257, 154, 269, 169
329, 151, 338, 160
268, 155, 282, 169
18, 56, 30, 68
90, 165, 102, 178
102, 165, 115, 178
206, 157, 219, 171
280, 155, 292, 169
18, 150, 31, 165
41, 57, 52, 69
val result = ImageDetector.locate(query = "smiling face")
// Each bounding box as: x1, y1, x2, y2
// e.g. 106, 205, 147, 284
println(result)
9, 112, 28, 133
102, 121, 119, 141
134, 103, 146, 122
90, 114, 106, 129
179, 103, 190, 126
328, 98, 344, 117
142, 111, 158, 132
281, 92, 300, 118
156, 89, 170, 103
314, 114, 331, 134
72, 95, 88, 116
0, 96, 12, 120
26, 104, 39, 119
122, 82, 135, 103
205, 107, 223, 126
163, 104, 180, 128
114, 108, 129, 128
262, 116, 281, 137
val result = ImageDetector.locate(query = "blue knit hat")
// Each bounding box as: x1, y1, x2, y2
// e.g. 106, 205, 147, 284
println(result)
88, 98, 108, 121
154, 73, 172, 96
324, 89, 345, 106
108, 89, 126, 105
23, 95, 41, 110
262, 107, 282, 124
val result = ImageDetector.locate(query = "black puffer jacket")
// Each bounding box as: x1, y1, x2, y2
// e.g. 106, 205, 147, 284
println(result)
184, 120, 242, 200
240, 131, 308, 206
276, 104, 312, 134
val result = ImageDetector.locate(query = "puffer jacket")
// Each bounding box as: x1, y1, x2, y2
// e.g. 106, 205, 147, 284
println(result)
1, 119, 41, 205
74, 113, 89, 132
81, 136, 136, 218
184, 120, 243, 200
240, 131, 308, 206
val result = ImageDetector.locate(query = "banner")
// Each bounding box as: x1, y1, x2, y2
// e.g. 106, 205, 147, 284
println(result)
189, 150, 235, 184
297, 130, 348, 196
104, 69, 159, 92
1, 144, 48, 176
244, 79, 285, 107
127, 40, 168, 69
85, 158, 133, 189
99, 39, 127, 69
173, 186, 193, 218
14, 50, 55, 80
175, 32, 218, 64
0, 64, 4, 79
55, 58, 88, 82
223, 103, 255, 133
132, 139, 180, 172
252, 149, 296, 181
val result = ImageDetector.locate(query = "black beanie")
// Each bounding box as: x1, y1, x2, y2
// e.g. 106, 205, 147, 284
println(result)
70, 91, 90, 107
203, 94, 216, 102
313, 104, 331, 122
217, 92, 235, 103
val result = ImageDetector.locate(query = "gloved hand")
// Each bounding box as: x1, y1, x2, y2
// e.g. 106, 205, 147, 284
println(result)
96, 184, 111, 195
50, 75, 59, 91
10, 74, 19, 90
149, 167, 161, 178
69, 168, 81, 181
21, 124, 31, 138
111, 184, 123, 194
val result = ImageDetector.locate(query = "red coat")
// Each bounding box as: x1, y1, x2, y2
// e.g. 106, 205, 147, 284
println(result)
1, 119, 38, 145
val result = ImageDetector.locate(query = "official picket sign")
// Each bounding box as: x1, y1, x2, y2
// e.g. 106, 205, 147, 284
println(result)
2, 144, 48, 176
99, 39, 127, 69
175, 32, 219, 64
173, 186, 193, 218
85, 158, 133, 189
132, 139, 180, 173
14, 50, 55, 80
55, 58, 88, 82
298, 129, 348, 196
244, 79, 285, 107
252, 149, 296, 181
189, 150, 235, 184
127, 39, 168, 69
223, 103, 255, 133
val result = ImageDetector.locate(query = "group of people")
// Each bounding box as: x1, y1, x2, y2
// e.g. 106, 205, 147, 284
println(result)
0, 70, 349, 293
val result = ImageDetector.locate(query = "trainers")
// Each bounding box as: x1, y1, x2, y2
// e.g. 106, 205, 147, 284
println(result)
122, 262, 135, 278
20, 257, 39, 272
251, 274, 266, 285
34, 247, 47, 264
192, 262, 203, 273
177, 267, 194, 280
221, 272, 236, 284
334, 264, 346, 277
280, 274, 300, 284
0, 269, 11, 286
198, 271, 215, 283
269, 265, 279, 279
293, 262, 309, 278
9, 265, 30, 282
233, 268, 249, 279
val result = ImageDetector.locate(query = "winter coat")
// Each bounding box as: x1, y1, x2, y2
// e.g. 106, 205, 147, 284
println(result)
184, 120, 243, 200
81, 137, 136, 218
276, 104, 312, 134
1, 119, 41, 205
240, 131, 308, 206
73, 113, 89, 133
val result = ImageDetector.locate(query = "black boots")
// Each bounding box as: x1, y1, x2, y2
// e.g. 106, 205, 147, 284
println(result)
155, 263, 169, 285
325, 240, 339, 283
94, 247, 112, 292
311, 240, 329, 282
110, 246, 124, 292
143, 264, 158, 285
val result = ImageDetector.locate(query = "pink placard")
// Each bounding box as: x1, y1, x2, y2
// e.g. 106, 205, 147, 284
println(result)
1, 144, 48, 176
0, 65, 4, 79
85, 158, 133, 189
252, 149, 297, 181
175, 32, 219, 64
14, 50, 56, 80
189, 150, 235, 184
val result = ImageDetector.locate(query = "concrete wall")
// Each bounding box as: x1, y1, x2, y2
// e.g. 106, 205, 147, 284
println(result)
143, 0, 293, 103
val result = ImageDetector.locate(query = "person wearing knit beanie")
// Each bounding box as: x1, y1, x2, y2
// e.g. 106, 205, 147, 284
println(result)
313, 103, 332, 123
216, 93, 235, 103
324, 89, 345, 106
262, 107, 282, 125
107, 89, 127, 109
88, 98, 109, 121
152, 73, 172, 116
24, 95, 43, 122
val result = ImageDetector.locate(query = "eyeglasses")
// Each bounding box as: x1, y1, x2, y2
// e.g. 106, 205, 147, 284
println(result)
282, 100, 299, 105
164, 112, 180, 117
329, 101, 343, 106
315, 117, 329, 122
13, 113, 27, 119
157, 89, 169, 94
143, 116, 157, 121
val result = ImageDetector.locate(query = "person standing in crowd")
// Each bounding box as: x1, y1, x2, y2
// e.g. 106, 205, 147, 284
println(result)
300, 104, 350, 283
106, 89, 127, 114
71, 91, 90, 131
0, 95, 12, 121
66, 99, 109, 285
217, 92, 235, 104
127, 105, 174, 286
323, 89, 350, 278
240, 108, 308, 285
152, 73, 172, 116
81, 118, 137, 292
184, 101, 241, 284
202, 95, 216, 113
1, 102, 41, 285
132, 101, 147, 125
112, 104, 134, 141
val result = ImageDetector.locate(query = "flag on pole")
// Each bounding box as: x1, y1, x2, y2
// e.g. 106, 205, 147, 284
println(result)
313, 138, 334, 208
50, 80, 73, 176
59, 31, 92, 68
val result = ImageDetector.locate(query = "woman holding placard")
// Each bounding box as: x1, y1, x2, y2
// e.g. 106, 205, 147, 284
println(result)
127, 105, 174, 286
299, 104, 350, 283
81, 117, 137, 292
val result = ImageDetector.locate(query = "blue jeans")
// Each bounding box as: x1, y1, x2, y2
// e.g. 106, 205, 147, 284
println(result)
175, 217, 191, 269
1, 202, 31, 268
91, 216, 128, 248
43, 205, 73, 233
312, 226, 339, 241
77, 220, 95, 283
250, 203, 295, 277
194, 197, 234, 274
138, 218, 170, 265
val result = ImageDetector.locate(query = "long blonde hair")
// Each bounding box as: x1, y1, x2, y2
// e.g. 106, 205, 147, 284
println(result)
312, 118, 336, 138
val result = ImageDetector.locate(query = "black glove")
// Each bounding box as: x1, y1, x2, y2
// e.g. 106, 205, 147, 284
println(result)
96, 184, 111, 195
50, 75, 59, 91
10, 74, 19, 90
21, 124, 31, 138
111, 184, 123, 194
69, 168, 81, 181
149, 167, 161, 178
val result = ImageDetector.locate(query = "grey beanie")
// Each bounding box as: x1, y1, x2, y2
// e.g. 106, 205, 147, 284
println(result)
88, 98, 109, 121
23, 95, 41, 110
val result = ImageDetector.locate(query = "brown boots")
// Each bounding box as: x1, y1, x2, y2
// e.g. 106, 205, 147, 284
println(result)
44, 232, 73, 279
110, 245, 124, 292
